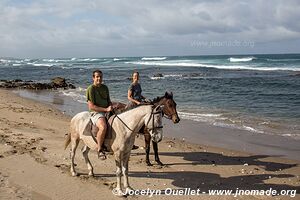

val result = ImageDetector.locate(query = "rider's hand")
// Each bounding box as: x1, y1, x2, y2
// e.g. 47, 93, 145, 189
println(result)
106, 106, 113, 112
144, 98, 151, 103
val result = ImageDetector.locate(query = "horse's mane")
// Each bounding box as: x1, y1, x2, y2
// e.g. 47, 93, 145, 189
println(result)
114, 104, 152, 115
152, 92, 173, 104
152, 96, 164, 104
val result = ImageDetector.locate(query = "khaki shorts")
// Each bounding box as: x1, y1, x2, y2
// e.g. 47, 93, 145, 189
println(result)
90, 112, 105, 125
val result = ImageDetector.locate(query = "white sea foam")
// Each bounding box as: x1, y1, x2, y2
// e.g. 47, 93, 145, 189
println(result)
179, 111, 266, 134
178, 111, 223, 123
126, 61, 300, 71
60, 89, 86, 104
150, 74, 182, 80
229, 57, 255, 62
42, 59, 55, 62
282, 134, 300, 140
164, 74, 182, 78
150, 76, 165, 80
266, 58, 300, 62
32, 63, 54, 67
141, 57, 167, 61
0, 59, 11, 63
242, 125, 264, 134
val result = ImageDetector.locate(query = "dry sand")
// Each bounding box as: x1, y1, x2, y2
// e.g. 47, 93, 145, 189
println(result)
0, 89, 299, 200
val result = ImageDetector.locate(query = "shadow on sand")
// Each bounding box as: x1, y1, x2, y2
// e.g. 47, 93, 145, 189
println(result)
90, 151, 299, 194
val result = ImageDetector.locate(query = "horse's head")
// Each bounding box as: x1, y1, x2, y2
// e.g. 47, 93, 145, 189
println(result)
161, 92, 180, 124
145, 105, 163, 143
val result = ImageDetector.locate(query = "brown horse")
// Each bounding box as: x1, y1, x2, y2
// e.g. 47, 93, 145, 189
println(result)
143, 91, 180, 166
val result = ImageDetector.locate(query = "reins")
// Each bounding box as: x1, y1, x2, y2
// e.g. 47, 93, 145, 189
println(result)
112, 106, 163, 133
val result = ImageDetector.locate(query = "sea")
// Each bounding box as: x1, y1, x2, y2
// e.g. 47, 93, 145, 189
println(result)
1, 54, 299, 140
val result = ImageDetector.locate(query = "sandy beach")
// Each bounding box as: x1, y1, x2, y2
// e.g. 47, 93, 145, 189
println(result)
0, 89, 299, 200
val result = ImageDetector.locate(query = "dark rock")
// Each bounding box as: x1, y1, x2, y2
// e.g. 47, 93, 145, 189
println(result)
153, 73, 163, 77
0, 77, 76, 90
291, 72, 300, 77
51, 77, 66, 87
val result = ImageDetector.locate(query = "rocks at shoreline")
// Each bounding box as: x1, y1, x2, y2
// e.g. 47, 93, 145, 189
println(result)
153, 73, 164, 78
0, 77, 76, 90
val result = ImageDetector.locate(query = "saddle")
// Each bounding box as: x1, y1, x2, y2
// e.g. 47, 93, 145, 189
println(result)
90, 113, 116, 140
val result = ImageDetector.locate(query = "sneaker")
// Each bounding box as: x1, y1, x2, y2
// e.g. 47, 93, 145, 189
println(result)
98, 151, 107, 160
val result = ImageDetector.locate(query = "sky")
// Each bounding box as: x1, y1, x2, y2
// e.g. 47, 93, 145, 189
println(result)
0, 0, 300, 58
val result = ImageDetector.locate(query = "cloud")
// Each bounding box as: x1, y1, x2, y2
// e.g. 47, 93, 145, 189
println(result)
0, 0, 299, 57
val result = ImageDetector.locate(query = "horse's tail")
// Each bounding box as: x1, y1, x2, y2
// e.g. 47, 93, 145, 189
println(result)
64, 132, 71, 150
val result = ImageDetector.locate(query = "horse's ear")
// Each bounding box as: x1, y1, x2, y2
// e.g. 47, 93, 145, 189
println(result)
165, 91, 173, 98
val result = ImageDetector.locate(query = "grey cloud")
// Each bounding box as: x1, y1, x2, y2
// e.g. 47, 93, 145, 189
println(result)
0, 0, 299, 57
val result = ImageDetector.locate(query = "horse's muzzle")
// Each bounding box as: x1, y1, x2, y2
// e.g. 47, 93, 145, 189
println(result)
172, 115, 180, 124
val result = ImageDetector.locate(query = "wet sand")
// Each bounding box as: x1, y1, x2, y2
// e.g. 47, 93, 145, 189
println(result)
0, 89, 299, 199
164, 119, 300, 161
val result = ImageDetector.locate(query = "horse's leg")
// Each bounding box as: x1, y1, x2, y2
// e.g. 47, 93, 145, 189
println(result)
82, 145, 93, 176
70, 137, 79, 176
152, 141, 164, 166
114, 153, 124, 196
122, 152, 133, 193
144, 131, 152, 166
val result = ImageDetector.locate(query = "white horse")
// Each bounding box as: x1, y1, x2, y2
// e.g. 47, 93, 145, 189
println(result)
64, 105, 163, 195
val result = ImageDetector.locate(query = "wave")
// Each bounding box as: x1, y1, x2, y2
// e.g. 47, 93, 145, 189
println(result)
150, 76, 165, 80
126, 61, 300, 71
229, 57, 255, 62
212, 122, 264, 134
74, 58, 101, 62
0, 59, 13, 63
266, 58, 300, 62
42, 58, 73, 63
60, 89, 86, 104
150, 74, 182, 80
126, 61, 208, 67
282, 133, 300, 140
178, 111, 223, 123
141, 57, 167, 61
42, 59, 56, 62
30, 63, 55, 67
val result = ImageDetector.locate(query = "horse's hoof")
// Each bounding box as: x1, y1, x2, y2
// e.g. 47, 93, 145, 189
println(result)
112, 188, 125, 197
156, 161, 164, 166
71, 172, 77, 177
146, 161, 153, 166
88, 172, 94, 177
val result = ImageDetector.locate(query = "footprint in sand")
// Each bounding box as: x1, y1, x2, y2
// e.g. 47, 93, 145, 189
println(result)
54, 164, 70, 172
3, 149, 18, 156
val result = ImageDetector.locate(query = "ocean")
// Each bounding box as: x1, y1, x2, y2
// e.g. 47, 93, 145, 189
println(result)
1, 54, 299, 140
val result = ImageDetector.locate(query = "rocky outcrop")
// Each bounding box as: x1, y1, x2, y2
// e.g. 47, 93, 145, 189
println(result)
153, 73, 164, 78
0, 77, 76, 90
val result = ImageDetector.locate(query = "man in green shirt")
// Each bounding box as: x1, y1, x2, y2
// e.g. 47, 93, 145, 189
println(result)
86, 70, 112, 159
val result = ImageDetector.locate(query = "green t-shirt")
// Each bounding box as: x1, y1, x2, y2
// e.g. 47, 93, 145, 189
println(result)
86, 84, 111, 111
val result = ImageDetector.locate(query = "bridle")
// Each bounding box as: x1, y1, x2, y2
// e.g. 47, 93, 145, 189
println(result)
145, 106, 164, 132
112, 106, 163, 133
162, 110, 178, 120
